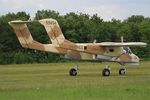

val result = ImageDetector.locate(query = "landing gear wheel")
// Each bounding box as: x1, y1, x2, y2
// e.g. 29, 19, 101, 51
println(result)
119, 68, 126, 75
69, 68, 77, 76
102, 68, 110, 76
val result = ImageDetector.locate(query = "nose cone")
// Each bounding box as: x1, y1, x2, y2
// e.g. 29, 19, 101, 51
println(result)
131, 54, 139, 63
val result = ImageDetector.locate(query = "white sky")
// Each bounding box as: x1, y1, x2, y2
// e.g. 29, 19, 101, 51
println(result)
0, 0, 150, 21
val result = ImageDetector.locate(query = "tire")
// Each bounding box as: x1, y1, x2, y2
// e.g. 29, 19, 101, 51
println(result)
69, 68, 77, 76
119, 68, 126, 75
102, 68, 110, 76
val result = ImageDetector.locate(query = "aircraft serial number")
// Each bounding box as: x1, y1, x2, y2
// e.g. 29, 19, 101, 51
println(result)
46, 21, 56, 25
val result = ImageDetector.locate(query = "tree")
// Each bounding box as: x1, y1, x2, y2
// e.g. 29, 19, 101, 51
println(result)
0, 11, 150, 64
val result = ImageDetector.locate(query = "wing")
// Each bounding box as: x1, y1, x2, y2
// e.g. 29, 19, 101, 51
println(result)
99, 42, 147, 47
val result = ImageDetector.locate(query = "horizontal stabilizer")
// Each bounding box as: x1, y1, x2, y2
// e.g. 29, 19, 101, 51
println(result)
9, 20, 38, 24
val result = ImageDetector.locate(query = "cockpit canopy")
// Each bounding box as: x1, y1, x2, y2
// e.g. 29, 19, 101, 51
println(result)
123, 47, 133, 55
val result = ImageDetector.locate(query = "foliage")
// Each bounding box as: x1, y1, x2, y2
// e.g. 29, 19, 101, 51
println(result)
0, 10, 150, 64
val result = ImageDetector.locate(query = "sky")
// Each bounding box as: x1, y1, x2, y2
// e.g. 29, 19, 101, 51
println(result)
0, 0, 150, 21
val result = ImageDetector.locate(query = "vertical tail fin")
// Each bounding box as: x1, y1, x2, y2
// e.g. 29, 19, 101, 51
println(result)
8, 21, 46, 51
39, 18, 66, 47
9, 21, 33, 48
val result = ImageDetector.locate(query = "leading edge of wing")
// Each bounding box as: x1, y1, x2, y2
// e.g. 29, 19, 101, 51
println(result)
98, 42, 147, 47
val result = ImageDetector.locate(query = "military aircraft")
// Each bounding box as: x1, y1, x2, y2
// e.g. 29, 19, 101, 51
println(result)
8, 18, 147, 76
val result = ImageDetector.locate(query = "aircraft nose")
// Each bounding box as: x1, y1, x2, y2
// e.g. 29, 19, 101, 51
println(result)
132, 54, 139, 62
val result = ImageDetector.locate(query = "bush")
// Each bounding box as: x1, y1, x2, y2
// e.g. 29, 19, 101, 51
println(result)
13, 51, 34, 64
0, 52, 14, 64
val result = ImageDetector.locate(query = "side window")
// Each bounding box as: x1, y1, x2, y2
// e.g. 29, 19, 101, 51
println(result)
124, 47, 132, 55
84, 46, 87, 50
109, 48, 114, 52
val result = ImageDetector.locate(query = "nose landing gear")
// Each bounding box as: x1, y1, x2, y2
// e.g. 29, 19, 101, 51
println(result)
119, 68, 126, 75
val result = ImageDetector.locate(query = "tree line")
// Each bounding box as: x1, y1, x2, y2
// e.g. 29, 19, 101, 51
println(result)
0, 10, 150, 64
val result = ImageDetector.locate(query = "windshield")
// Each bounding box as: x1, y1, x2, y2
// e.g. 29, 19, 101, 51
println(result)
123, 47, 133, 55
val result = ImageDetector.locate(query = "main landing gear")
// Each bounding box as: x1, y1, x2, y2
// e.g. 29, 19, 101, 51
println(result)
102, 65, 126, 76
69, 68, 77, 76
69, 64, 126, 77
69, 64, 78, 76
102, 65, 110, 76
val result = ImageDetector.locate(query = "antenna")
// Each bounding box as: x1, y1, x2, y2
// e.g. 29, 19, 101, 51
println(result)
93, 40, 97, 43
121, 36, 124, 43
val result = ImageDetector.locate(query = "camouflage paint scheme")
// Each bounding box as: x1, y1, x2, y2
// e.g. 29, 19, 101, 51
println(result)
9, 18, 147, 65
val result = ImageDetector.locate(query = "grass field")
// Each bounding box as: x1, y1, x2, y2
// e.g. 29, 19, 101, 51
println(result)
0, 61, 150, 100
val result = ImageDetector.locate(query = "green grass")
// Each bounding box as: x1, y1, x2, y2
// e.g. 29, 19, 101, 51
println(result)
0, 61, 150, 100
